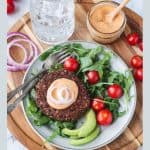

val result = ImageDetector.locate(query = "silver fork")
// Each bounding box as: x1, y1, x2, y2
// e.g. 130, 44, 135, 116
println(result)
7, 49, 72, 114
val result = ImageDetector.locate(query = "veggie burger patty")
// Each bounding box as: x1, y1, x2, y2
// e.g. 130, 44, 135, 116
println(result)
35, 69, 91, 121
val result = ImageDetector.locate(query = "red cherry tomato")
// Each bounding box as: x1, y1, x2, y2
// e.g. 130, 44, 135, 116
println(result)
86, 71, 100, 84
97, 109, 112, 126
92, 98, 105, 111
107, 84, 123, 99
64, 57, 79, 72
134, 68, 143, 81
7, 2, 15, 14
130, 55, 143, 69
138, 41, 143, 51
127, 33, 139, 45
7, 0, 14, 4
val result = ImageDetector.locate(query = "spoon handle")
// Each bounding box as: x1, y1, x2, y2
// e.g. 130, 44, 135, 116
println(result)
110, 0, 130, 20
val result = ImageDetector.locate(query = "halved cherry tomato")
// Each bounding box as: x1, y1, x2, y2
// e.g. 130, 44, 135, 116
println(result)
134, 68, 143, 81
107, 84, 123, 99
64, 57, 79, 72
7, 2, 15, 14
130, 55, 143, 68
92, 98, 105, 111
127, 33, 139, 45
86, 70, 100, 84
138, 41, 143, 51
97, 109, 112, 126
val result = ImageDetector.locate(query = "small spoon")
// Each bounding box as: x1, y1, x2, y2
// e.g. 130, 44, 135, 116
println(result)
106, 0, 130, 23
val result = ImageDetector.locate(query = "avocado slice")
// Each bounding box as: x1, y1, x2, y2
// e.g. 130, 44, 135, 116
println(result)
70, 126, 100, 146
62, 128, 79, 136
62, 109, 96, 138
78, 109, 96, 137
70, 136, 79, 139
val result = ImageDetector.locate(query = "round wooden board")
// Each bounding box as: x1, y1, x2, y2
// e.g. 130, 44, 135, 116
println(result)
7, 1, 143, 150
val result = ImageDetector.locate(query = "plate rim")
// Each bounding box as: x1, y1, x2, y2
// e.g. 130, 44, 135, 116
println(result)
21, 40, 137, 150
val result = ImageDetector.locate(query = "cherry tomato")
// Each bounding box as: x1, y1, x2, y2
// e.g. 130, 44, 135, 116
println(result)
64, 57, 79, 72
138, 41, 143, 51
134, 68, 143, 81
130, 55, 143, 68
97, 109, 112, 126
7, 0, 14, 4
92, 98, 105, 111
107, 84, 123, 99
7, 2, 15, 14
86, 70, 100, 84
127, 33, 139, 45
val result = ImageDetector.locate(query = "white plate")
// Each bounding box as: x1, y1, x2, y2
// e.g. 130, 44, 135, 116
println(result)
22, 41, 136, 150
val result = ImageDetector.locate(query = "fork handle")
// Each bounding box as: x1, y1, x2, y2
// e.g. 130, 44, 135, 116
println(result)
7, 79, 38, 114
7, 69, 47, 102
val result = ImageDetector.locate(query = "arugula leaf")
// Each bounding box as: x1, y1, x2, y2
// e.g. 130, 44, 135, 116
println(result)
71, 43, 90, 56
40, 45, 63, 61
34, 116, 50, 126
118, 111, 126, 117
108, 72, 119, 83
82, 60, 101, 72
62, 122, 76, 129
48, 63, 63, 72
46, 131, 58, 142
88, 46, 103, 59
80, 56, 93, 70
26, 96, 38, 113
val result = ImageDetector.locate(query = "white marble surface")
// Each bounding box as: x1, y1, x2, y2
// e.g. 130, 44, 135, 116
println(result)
7, 0, 143, 150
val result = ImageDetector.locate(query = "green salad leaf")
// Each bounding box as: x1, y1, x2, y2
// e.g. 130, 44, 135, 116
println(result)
80, 56, 93, 70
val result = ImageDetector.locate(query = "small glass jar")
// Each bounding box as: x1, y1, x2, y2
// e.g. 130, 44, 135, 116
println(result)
30, 0, 75, 44
87, 1, 126, 44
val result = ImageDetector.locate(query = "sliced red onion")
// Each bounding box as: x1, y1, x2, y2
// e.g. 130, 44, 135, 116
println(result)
7, 32, 35, 59
7, 63, 28, 71
7, 43, 28, 64
7, 41, 34, 64
7, 32, 31, 40
7, 32, 39, 72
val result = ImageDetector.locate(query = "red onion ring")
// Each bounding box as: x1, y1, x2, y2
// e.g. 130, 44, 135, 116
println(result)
7, 32, 34, 60
7, 32, 30, 40
7, 63, 28, 71
7, 43, 28, 64
7, 32, 39, 71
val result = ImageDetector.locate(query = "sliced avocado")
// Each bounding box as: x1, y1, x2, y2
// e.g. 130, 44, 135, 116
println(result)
70, 126, 100, 146
62, 109, 96, 138
61, 128, 79, 136
78, 109, 96, 137
70, 136, 79, 139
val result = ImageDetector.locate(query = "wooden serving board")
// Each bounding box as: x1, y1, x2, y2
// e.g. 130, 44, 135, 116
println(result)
7, 1, 143, 150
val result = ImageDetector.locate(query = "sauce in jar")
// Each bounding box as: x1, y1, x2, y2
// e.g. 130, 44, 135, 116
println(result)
89, 4, 124, 33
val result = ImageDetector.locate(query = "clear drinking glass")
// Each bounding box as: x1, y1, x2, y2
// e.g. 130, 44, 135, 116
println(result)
30, 0, 75, 44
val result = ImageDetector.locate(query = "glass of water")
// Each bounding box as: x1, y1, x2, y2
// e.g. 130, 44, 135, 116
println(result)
30, 0, 75, 44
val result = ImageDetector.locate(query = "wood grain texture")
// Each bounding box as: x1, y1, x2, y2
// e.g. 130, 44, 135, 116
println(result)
7, 1, 143, 150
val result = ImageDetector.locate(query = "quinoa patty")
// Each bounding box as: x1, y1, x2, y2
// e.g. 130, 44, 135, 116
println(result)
35, 69, 91, 121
